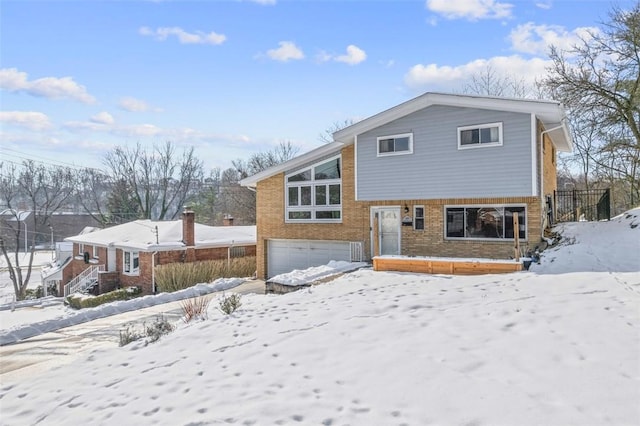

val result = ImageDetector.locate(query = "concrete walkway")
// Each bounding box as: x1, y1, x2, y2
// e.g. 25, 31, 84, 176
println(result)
0, 280, 265, 384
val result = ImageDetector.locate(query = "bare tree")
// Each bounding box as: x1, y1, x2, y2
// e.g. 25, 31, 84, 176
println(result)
541, 4, 640, 209
233, 141, 299, 179
463, 66, 533, 98
221, 141, 300, 224
103, 141, 204, 220
318, 119, 356, 143
74, 168, 112, 225
190, 167, 221, 225
0, 161, 76, 300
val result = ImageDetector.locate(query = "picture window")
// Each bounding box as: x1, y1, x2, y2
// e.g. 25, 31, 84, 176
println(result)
445, 205, 526, 240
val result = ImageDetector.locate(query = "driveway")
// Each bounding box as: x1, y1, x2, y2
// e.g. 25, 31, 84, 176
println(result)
0, 280, 265, 384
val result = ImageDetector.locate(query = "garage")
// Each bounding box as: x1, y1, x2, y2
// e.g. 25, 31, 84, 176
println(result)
267, 239, 356, 278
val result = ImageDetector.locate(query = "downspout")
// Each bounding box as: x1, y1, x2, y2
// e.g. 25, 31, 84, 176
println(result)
152, 251, 158, 294
227, 240, 234, 270
539, 120, 567, 238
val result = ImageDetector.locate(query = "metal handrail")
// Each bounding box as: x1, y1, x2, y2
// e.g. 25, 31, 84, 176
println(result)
64, 264, 105, 296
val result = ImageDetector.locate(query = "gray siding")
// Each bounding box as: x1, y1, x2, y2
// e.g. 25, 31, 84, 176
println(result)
356, 105, 534, 200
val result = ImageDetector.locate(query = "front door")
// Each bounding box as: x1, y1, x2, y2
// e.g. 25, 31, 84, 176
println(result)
371, 207, 401, 256
107, 247, 116, 272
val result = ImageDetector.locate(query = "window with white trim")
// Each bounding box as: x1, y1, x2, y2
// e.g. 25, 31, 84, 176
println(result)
445, 206, 526, 240
286, 156, 342, 222
92, 245, 99, 259
123, 250, 140, 275
377, 133, 413, 156
230, 246, 246, 258
77, 243, 84, 255
414, 206, 425, 230
458, 122, 503, 149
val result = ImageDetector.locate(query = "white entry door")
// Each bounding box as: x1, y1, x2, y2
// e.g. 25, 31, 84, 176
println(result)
371, 207, 401, 256
107, 247, 116, 272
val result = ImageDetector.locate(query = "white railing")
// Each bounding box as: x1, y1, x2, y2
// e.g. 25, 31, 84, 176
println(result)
64, 265, 105, 296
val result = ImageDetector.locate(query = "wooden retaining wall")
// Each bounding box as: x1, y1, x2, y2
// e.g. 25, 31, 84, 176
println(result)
373, 257, 522, 275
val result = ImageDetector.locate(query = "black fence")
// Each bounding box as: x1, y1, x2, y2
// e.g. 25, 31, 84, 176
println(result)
553, 188, 611, 223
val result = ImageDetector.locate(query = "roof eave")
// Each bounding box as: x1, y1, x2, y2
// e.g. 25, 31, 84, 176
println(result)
333, 92, 570, 145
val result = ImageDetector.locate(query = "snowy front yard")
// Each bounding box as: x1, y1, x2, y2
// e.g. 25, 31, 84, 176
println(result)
0, 209, 638, 425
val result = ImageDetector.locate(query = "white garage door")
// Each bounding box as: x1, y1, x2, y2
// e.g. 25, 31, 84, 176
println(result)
267, 239, 353, 278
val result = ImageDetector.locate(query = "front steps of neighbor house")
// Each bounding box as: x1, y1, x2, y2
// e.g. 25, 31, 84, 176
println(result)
63, 265, 104, 296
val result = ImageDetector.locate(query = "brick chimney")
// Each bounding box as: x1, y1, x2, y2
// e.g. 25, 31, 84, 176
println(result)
182, 207, 195, 246
223, 214, 234, 226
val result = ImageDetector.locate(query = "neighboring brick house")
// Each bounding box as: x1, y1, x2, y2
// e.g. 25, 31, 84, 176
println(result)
240, 92, 572, 279
61, 209, 256, 295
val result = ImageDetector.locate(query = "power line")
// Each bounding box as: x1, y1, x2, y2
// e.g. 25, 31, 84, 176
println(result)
0, 147, 104, 172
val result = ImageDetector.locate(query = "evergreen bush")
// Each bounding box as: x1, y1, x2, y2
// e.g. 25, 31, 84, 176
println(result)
66, 286, 142, 309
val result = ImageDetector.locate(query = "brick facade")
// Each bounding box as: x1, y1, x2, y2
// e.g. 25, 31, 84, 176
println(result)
63, 242, 256, 296
255, 143, 548, 279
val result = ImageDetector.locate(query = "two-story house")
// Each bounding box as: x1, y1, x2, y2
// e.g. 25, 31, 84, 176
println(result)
241, 92, 572, 279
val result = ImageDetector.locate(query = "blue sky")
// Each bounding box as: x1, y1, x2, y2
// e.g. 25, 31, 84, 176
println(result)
0, 0, 632, 172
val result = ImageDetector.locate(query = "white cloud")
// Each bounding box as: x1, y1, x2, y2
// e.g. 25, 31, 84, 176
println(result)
404, 55, 550, 90
90, 112, 115, 125
316, 50, 333, 63
535, 1, 552, 10
63, 121, 109, 132
381, 59, 395, 68
317, 45, 367, 65
115, 124, 163, 138
118, 97, 162, 113
139, 26, 226, 45
246, 0, 276, 4
266, 41, 305, 62
426, 0, 513, 20
509, 22, 598, 56
0, 68, 96, 104
334, 45, 367, 65
0, 111, 52, 131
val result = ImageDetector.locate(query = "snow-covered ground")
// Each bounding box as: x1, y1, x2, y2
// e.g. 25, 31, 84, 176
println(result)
0, 278, 245, 345
0, 209, 638, 425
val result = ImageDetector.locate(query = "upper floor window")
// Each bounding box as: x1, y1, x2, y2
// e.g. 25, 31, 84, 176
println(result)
377, 133, 413, 156
458, 122, 503, 149
285, 156, 342, 222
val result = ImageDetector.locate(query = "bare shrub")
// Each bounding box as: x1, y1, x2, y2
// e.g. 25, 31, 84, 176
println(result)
119, 325, 143, 347
118, 315, 174, 346
181, 296, 211, 323
146, 315, 174, 343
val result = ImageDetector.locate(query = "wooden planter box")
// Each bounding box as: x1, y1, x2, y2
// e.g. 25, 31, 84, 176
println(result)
373, 256, 523, 275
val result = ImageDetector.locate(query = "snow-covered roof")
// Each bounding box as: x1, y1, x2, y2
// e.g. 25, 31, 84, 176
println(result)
64, 220, 256, 251
240, 92, 573, 188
